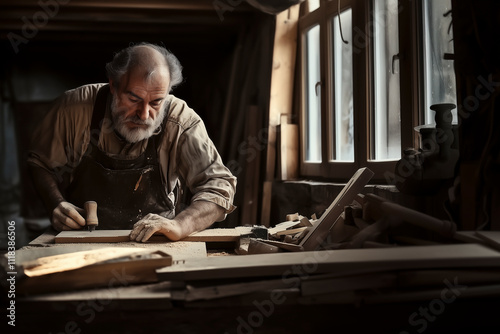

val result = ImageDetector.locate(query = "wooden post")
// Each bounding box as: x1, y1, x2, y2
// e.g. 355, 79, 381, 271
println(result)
261, 5, 300, 227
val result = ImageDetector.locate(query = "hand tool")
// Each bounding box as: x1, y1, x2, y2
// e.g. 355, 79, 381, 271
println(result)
84, 201, 98, 232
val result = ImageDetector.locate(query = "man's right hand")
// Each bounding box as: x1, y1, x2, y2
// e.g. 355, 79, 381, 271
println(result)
52, 201, 86, 231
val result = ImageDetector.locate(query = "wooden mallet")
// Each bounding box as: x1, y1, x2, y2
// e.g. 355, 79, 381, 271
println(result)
84, 201, 98, 232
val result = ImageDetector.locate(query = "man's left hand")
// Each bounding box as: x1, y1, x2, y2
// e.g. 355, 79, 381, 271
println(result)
130, 213, 182, 242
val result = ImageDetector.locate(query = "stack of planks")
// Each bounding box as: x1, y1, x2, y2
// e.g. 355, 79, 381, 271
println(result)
156, 243, 500, 302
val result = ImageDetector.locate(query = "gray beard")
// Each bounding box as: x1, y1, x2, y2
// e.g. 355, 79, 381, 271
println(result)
111, 96, 166, 143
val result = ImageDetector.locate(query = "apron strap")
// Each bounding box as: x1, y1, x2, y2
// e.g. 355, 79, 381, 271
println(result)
91, 84, 110, 133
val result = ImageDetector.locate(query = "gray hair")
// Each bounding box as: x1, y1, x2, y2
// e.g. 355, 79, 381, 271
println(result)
105, 42, 183, 92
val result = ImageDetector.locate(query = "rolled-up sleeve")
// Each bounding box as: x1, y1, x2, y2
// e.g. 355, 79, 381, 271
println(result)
176, 119, 237, 216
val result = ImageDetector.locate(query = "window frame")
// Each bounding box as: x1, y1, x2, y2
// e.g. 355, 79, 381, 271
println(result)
297, 0, 425, 183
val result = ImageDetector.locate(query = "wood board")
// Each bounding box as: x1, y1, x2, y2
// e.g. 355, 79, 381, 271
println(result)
157, 243, 500, 281
261, 6, 300, 227
299, 167, 374, 251
17, 248, 172, 295
22, 247, 166, 277
55, 230, 134, 243
277, 121, 299, 180
301, 272, 398, 296
18, 236, 208, 263
175, 277, 295, 301
54, 228, 251, 244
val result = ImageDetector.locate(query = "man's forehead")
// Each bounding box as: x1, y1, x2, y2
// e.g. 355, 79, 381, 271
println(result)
122, 66, 170, 93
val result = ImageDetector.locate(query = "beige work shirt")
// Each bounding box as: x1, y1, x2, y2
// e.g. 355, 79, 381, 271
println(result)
28, 83, 236, 217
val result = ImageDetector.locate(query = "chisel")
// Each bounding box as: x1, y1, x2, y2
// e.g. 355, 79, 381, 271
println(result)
84, 201, 98, 232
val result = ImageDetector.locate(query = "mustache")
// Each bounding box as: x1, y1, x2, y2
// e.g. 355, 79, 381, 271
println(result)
122, 115, 155, 126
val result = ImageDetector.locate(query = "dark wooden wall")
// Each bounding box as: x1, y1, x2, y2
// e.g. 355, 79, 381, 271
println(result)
451, 0, 500, 230
0, 0, 275, 229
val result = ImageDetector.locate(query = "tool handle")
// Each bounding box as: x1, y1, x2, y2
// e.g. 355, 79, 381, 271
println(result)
84, 201, 98, 227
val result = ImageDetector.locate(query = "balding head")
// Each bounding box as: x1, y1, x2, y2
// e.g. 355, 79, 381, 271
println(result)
106, 43, 183, 92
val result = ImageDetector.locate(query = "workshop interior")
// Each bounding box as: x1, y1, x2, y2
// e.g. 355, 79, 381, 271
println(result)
1, 0, 500, 333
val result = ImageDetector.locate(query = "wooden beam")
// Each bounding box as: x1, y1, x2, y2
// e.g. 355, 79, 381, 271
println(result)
261, 5, 300, 226
0, 0, 255, 11
54, 228, 252, 244
156, 243, 500, 281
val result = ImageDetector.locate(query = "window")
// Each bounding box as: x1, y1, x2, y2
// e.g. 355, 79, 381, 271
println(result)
422, 0, 456, 125
304, 24, 322, 162
331, 8, 354, 162
372, 0, 401, 161
298, 0, 457, 182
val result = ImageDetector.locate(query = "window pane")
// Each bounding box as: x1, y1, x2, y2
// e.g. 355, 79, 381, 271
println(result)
330, 8, 354, 162
304, 24, 322, 162
373, 0, 401, 161
308, 0, 320, 12
423, 0, 456, 124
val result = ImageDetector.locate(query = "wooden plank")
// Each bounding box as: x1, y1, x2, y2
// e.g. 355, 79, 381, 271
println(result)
183, 227, 252, 242
18, 252, 172, 295
301, 272, 398, 296
55, 230, 132, 243
454, 231, 485, 244
277, 121, 299, 180
156, 244, 500, 281
247, 238, 281, 254
11, 241, 207, 267
268, 220, 303, 235
22, 281, 175, 304
22, 247, 163, 277
260, 181, 273, 228
299, 167, 374, 251
178, 277, 295, 301
261, 5, 300, 226
54, 228, 251, 244
275, 227, 307, 237
255, 238, 303, 252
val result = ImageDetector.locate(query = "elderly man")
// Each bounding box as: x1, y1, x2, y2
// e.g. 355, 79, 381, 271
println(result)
27, 43, 236, 242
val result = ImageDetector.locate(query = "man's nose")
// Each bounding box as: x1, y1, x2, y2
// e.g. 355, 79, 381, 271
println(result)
137, 102, 150, 121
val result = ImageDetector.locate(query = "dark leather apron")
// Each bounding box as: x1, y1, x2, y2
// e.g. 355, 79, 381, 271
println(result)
66, 85, 174, 229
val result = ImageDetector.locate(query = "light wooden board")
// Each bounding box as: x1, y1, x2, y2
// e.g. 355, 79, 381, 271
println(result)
54, 228, 252, 244
183, 227, 252, 242
157, 243, 500, 281
13, 241, 207, 266
299, 167, 374, 251
261, 6, 300, 227
18, 252, 172, 295
55, 230, 133, 243
22, 247, 165, 277
278, 122, 299, 180
268, 220, 302, 235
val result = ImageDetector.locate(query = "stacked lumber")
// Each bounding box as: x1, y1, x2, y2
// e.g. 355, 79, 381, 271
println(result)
156, 243, 500, 301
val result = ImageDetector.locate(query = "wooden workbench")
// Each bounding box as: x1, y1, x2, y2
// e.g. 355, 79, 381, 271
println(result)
5, 229, 500, 333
